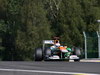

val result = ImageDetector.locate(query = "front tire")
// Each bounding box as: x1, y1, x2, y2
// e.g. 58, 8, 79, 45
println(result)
44, 48, 51, 61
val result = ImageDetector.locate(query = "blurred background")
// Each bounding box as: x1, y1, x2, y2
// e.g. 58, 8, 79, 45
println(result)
0, 0, 100, 61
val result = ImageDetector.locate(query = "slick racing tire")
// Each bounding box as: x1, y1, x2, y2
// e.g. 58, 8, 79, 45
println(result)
75, 47, 81, 56
34, 48, 43, 61
44, 48, 51, 60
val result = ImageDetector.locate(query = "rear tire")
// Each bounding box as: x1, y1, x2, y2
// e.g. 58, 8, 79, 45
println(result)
34, 48, 43, 61
75, 48, 81, 56
74, 47, 81, 62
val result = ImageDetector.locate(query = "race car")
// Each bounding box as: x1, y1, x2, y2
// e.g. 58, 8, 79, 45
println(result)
34, 37, 81, 61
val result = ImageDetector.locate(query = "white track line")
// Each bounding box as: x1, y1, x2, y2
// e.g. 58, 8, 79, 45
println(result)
0, 68, 99, 75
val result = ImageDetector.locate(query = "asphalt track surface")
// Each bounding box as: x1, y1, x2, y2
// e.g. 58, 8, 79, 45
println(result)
0, 61, 100, 75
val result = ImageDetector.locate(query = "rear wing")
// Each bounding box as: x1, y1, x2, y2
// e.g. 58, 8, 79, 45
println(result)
43, 40, 54, 44
43, 40, 60, 50
43, 40, 54, 50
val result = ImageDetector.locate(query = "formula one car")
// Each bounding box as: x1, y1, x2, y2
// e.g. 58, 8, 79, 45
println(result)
34, 37, 81, 62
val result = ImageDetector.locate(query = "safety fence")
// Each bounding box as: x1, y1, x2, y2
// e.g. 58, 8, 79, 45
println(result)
83, 31, 99, 59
